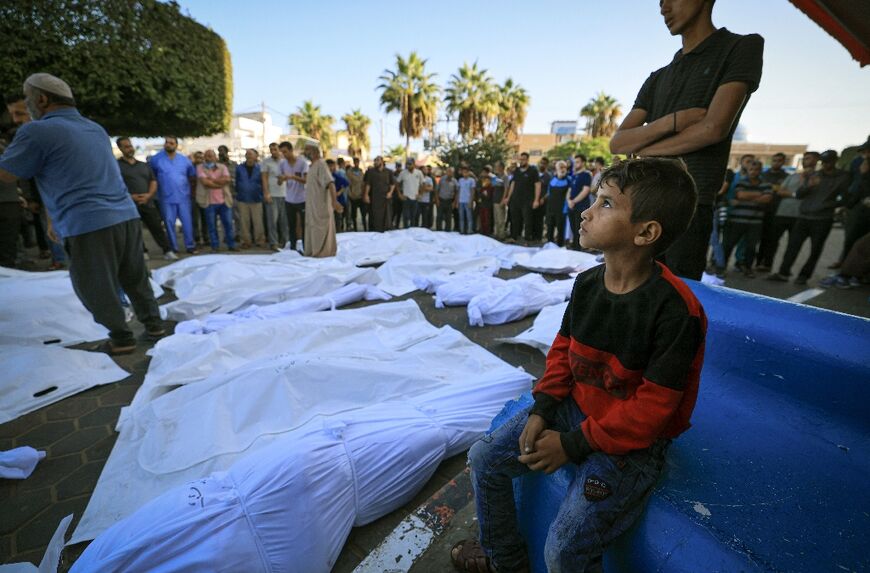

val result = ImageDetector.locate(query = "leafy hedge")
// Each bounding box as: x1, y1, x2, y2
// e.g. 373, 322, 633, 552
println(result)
0, 0, 232, 137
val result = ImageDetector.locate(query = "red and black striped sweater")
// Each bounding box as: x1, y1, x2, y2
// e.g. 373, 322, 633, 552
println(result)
530, 262, 707, 462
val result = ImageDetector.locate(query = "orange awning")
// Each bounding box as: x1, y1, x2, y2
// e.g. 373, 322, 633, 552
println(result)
789, 0, 870, 66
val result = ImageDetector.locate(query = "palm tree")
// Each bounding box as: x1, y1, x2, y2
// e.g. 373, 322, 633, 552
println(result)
385, 144, 407, 161
377, 52, 439, 157
289, 100, 335, 152
496, 78, 530, 142
444, 62, 499, 140
580, 92, 622, 138
342, 109, 371, 158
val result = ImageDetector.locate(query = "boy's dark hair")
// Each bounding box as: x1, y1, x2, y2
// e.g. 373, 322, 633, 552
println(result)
519, 152, 530, 158
772, 152, 785, 159
4, 93, 24, 105
326, 158, 335, 165
599, 157, 697, 255
594, 156, 605, 165
115, 136, 130, 147
279, 141, 293, 151
574, 153, 587, 162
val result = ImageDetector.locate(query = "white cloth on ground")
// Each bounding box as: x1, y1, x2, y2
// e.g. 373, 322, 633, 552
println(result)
0, 514, 72, 573
174, 283, 390, 334
376, 252, 499, 296
413, 272, 506, 308
155, 255, 380, 320
0, 345, 129, 425
467, 274, 574, 327
513, 244, 601, 274
72, 301, 533, 545
336, 229, 537, 269
702, 272, 725, 286
73, 362, 532, 573
0, 447, 46, 479
0, 267, 163, 347
497, 301, 569, 354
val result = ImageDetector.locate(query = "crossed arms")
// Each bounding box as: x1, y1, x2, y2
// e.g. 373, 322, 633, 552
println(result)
610, 82, 750, 157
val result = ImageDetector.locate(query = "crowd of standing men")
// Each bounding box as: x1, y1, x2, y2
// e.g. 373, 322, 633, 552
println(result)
710, 143, 870, 288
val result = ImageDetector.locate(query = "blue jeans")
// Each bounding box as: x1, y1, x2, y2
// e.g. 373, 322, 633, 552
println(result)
468, 400, 668, 573
402, 199, 419, 228
709, 213, 726, 270
159, 200, 195, 251
459, 202, 474, 234
205, 203, 235, 249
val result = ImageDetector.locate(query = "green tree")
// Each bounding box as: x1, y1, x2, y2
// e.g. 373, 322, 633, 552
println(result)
546, 136, 616, 164
445, 62, 499, 140
341, 109, 371, 159
385, 144, 408, 162
580, 92, 623, 138
436, 132, 516, 175
0, 0, 231, 137
377, 52, 439, 157
289, 100, 335, 153
496, 78, 530, 143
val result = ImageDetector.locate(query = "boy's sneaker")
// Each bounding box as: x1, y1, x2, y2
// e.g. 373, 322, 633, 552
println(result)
819, 275, 845, 289
766, 272, 789, 282
755, 264, 771, 273
794, 276, 808, 286
163, 251, 179, 261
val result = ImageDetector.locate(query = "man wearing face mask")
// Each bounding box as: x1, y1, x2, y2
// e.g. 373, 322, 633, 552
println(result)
0, 73, 163, 355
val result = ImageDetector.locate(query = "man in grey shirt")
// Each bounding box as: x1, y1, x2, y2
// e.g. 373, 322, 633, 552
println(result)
769, 150, 849, 285
261, 142, 288, 250
436, 167, 458, 232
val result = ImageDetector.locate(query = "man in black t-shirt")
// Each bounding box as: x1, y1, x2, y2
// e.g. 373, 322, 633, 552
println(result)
502, 152, 541, 243
363, 156, 396, 232
611, 0, 764, 280
116, 137, 175, 260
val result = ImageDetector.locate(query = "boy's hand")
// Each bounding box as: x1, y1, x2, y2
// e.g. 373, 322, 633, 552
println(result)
518, 430, 569, 474
518, 414, 547, 455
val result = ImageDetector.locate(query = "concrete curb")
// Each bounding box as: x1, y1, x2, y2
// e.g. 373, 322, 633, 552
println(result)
352, 467, 472, 572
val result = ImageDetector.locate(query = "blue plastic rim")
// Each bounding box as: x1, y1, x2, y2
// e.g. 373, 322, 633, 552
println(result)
486, 281, 870, 573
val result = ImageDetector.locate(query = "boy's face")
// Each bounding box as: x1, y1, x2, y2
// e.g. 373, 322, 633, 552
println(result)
579, 180, 640, 252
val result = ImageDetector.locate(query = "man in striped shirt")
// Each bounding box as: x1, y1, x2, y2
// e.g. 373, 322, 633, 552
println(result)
722, 160, 772, 277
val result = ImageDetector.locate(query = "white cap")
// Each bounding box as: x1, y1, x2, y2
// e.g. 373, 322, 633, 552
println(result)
297, 136, 320, 149
24, 73, 74, 99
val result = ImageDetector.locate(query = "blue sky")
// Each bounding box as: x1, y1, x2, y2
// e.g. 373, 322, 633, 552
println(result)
178, 0, 870, 153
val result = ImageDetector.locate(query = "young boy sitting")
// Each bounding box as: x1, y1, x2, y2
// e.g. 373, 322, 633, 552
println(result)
451, 157, 707, 573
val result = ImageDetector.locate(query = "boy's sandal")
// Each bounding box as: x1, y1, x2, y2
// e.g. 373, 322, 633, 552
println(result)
451, 539, 495, 573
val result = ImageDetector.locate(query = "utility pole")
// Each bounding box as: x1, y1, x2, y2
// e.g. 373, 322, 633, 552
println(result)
379, 118, 384, 157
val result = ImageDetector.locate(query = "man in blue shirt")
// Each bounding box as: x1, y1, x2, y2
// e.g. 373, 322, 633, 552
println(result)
149, 136, 198, 254
234, 149, 266, 248
327, 158, 350, 232
0, 73, 163, 354
567, 154, 593, 250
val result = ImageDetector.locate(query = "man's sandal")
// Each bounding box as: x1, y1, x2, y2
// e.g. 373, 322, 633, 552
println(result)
451, 539, 495, 573
94, 341, 136, 356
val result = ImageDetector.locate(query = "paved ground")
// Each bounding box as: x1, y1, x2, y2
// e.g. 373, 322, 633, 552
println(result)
1, 225, 867, 571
